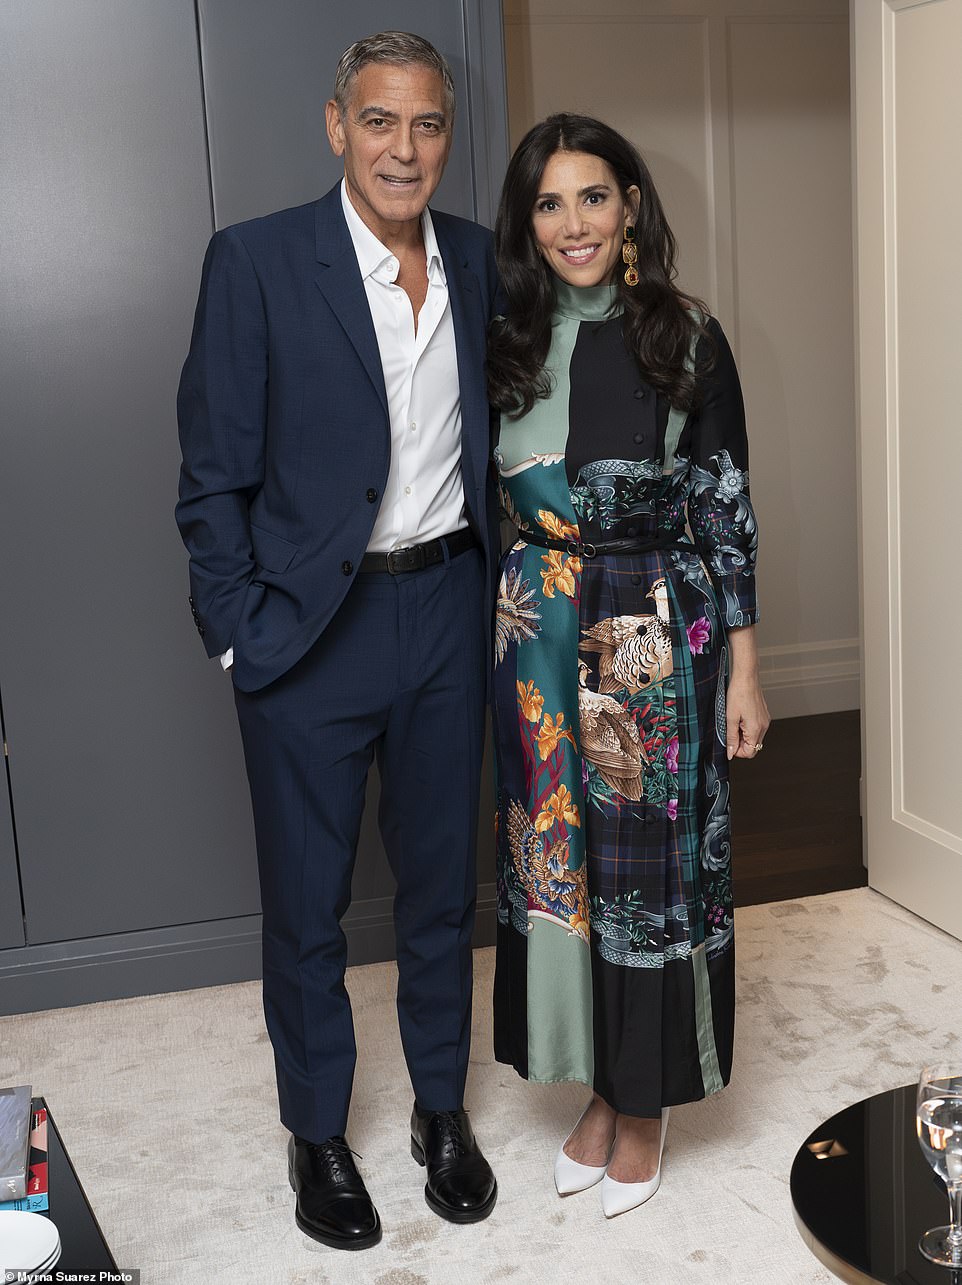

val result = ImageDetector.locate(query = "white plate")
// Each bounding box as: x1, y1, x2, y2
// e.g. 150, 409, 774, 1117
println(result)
0, 1210, 61, 1271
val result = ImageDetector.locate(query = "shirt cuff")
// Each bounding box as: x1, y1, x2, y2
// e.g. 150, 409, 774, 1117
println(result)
220, 648, 234, 671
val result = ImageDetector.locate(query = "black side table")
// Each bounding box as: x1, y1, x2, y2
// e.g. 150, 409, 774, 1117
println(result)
34, 1098, 117, 1273
791, 1084, 962, 1284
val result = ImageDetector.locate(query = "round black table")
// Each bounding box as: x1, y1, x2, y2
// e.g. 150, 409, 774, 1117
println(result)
791, 1084, 962, 1284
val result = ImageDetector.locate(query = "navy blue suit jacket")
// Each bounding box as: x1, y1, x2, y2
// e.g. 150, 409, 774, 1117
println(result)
176, 184, 500, 692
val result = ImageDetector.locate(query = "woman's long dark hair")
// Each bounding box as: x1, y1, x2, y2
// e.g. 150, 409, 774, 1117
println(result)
488, 113, 711, 418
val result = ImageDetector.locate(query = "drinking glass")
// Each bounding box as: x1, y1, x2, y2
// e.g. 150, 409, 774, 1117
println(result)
917, 1064, 962, 1266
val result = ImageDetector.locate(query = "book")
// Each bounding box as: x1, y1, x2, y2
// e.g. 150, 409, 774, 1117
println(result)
0, 1084, 32, 1202
0, 1105, 49, 1213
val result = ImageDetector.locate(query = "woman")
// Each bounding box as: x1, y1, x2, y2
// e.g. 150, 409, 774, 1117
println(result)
488, 114, 770, 1218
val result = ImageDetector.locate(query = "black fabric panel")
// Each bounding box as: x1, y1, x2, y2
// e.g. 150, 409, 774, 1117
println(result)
566, 316, 746, 481
566, 318, 659, 485
493, 921, 529, 1079
589, 952, 733, 1116
675, 317, 746, 469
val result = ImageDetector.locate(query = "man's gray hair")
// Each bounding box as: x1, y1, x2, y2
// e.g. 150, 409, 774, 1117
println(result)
333, 31, 456, 119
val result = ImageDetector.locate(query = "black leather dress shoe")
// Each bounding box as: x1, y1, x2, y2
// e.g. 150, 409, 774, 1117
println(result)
287, 1135, 381, 1250
410, 1105, 497, 1223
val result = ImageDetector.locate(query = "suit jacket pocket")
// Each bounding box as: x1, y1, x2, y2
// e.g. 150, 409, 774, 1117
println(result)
249, 522, 299, 573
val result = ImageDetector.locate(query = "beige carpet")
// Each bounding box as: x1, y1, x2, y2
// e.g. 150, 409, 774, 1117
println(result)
3, 888, 962, 1284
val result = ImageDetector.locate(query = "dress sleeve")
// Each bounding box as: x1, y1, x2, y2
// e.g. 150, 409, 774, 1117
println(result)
686, 317, 759, 628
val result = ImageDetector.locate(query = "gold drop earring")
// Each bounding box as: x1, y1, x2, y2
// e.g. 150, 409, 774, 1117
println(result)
622, 224, 639, 286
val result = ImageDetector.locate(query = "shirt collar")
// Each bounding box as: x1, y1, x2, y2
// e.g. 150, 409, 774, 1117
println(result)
340, 178, 445, 287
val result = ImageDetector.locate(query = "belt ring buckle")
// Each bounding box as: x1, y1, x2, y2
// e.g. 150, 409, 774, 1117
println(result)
580, 541, 597, 559
387, 546, 419, 575
566, 540, 582, 558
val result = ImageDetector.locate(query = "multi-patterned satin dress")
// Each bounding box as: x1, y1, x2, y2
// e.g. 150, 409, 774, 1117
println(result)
492, 280, 758, 1116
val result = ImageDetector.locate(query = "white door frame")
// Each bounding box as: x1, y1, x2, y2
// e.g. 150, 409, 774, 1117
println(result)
854, 0, 962, 938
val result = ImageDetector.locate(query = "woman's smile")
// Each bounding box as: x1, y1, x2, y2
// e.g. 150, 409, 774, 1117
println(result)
531, 149, 638, 288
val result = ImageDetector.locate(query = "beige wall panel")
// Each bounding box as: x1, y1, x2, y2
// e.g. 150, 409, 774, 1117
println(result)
728, 18, 857, 651
504, 16, 712, 301
892, 1, 962, 839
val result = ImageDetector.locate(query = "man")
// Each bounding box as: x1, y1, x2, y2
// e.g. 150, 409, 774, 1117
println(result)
176, 32, 499, 1251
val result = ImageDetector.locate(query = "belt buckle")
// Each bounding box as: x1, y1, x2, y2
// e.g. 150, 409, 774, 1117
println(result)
386, 545, 424, 575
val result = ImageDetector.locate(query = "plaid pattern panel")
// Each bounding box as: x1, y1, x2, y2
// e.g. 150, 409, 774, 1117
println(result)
577, 552, 725, 964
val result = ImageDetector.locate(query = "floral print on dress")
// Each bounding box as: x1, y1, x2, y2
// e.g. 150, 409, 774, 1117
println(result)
500, 676, 588, 940
495, 568, 541, 663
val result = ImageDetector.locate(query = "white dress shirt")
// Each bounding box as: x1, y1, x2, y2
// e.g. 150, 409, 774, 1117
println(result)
221, 181, 466, 670
340, 180, 466, 552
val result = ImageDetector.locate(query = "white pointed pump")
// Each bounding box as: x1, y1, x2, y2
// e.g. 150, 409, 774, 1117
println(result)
600, 1107, 670, 1218
554, 1103, 613, 1195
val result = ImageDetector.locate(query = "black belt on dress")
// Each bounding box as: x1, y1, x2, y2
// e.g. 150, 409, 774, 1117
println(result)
519, 527, 697, 559
359, 527, 478, 575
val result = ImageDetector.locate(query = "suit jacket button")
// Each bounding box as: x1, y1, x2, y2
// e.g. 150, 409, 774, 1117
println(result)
633, 432, 644, 444
634, 388, 646, 399
366, 488, 378, 502
342, 560, 353, 576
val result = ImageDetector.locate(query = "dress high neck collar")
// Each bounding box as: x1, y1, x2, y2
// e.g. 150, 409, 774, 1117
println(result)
552, 278, 622, 321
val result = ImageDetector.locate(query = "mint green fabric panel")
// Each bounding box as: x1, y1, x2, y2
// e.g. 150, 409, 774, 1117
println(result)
497, 282, 621, 471
525, 915, 594, 1085
662, 403, 688, 475
662, 324, 699, 473
691, 943, 725, 1096
497, 315, 580, 472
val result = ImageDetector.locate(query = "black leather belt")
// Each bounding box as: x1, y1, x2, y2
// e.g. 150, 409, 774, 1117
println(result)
520, 527, 697, 559
360, 527, 478, 575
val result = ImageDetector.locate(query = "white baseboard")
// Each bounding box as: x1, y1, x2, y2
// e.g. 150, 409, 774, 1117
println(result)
756, 637, 860, 719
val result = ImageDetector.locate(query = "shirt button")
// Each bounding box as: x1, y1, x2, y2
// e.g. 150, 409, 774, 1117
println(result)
366, 488, 378, 503
341, 561, 353, 576
631, 574, 642, 586
633, 432, 644, 444
404, 485, 412, 496
410, 422, 417, 432
634, 388, 646, 400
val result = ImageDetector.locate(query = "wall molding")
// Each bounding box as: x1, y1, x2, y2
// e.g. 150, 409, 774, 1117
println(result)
0, 885, 499, 1017
758, 637, 860, 718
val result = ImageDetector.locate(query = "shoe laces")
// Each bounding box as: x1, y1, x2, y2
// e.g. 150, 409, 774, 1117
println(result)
431, 1109, 469, 1159
308, 1136, 362, 1183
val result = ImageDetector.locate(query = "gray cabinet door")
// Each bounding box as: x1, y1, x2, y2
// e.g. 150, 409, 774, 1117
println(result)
0, 696, 24, 949
0, 0, 259, 944
196, 0, 508, 228
0, 0, 507, 965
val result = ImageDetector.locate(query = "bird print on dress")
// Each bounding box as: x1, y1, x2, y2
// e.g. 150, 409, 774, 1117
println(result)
578, 578, 673, 694
576, 660, 649, 802
504, 796, 589, 931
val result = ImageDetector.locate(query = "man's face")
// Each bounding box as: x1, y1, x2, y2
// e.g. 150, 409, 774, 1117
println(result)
325, 61, 453, 242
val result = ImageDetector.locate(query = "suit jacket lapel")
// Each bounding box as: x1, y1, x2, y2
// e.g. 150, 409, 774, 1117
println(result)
435, 218, 487, 512
313, 189, 388, 417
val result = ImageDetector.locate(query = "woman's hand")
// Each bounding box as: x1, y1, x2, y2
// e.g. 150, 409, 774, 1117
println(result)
725, 626, 771, 760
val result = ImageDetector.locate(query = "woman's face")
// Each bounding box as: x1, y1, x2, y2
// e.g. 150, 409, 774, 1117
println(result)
531, 149, 639, 288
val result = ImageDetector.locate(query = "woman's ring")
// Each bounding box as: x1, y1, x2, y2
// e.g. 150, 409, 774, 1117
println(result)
754, 743, 764, 752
